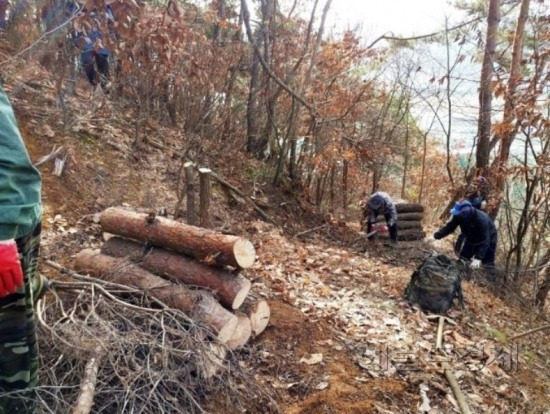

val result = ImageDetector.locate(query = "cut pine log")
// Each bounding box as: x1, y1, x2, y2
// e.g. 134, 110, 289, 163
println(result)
395, 203, 425, 214
396, 221, 423, 230
377, 212, 424, 222
243, 300, 270, 336
101, 237, 251, 310
380, 229, 426, 241
226, 315, 252, 350
398, 212, 424, 221
74, 249, 239, 343
100, 207, 256, 269
374, 219, 423, 230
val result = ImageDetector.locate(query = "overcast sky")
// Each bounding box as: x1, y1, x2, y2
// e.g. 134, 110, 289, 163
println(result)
326, 0, 467, 40
324, 0, 480, 151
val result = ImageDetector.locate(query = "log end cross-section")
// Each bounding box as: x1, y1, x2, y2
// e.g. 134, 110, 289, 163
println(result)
233, 238, 256, 269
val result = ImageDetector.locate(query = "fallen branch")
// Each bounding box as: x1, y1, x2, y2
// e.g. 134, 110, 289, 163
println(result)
435, 316, 472, 414
443, 363, 472, 414
38, 261, 280, 414
71, 345, 102, 414
294, 224, 327, 238
436, 316, 445, 350
509, 324, 550, 341
34, 146, 64, 168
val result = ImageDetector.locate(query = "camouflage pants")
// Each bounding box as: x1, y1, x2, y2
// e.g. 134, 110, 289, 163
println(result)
0, 223, 43, 414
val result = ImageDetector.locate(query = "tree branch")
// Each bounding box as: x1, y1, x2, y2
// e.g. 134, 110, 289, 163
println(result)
241, 0, 317, 116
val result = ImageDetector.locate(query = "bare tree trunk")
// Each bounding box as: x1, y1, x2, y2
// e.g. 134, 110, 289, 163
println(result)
288, 0, 331, 182
491, 0, 530, 218
444, 19, 455, 187
245, 38, 262, 153
245, 0, 274, 155
476, 0, 500, 172
401, 105, 410, 199
418, 129, 428, 204
199, 168, 211, 228
185, 162, 197, 226
536, 268, 550, 310
329, 163, 336, 212
221, 7, 243, 141
342, 159, 349, 214
213, 0, 226, 46
372, 160, 382, 193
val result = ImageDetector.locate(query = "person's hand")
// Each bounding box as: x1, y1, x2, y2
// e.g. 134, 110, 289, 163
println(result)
470, 258, 482, 270
481, 200, 487, 210
424, 235, 436, 244
0, 240, 24, 297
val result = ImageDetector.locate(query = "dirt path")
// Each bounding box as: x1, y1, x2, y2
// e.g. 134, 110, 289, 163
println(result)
243, 222, 550, 413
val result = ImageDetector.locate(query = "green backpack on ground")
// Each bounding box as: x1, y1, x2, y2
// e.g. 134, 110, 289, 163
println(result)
405, 254, 465, 313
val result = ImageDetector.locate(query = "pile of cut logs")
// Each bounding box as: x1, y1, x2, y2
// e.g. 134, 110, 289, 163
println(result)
378, 203, 426, 241
74, 207, 270, 350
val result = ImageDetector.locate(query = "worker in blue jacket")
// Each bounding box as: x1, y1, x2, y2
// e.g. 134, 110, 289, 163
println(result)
426, 200, 498, 280
455, 176, 490, 254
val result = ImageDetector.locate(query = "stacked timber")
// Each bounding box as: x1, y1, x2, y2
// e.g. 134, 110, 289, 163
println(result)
73, 207, 270, 353
377, 203, 426, 241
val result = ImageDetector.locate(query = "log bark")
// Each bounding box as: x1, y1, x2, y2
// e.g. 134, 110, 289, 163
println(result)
395, 203, 424, 214
380, 229, 426, 241
398, 212, 424, 221
377, 212, 424, 222
199, 168, 211, 228
74, 249, 239, 343
226, 315, 252, 350
375, 219, 423, 230
243, 299, 270, 336
509, 324, 550, 341
101, 237, 251, 309
100, 208, 256, 269
185, 162, 197, 225
396, 221, 423, 230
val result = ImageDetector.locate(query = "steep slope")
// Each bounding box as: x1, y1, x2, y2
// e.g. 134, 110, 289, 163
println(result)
8, 64, 549, 413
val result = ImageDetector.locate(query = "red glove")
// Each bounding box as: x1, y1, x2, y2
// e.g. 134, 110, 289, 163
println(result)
0, 240, 24, 297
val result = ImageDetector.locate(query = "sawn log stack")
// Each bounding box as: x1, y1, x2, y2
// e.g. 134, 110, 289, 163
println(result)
73, 207, 270, 352
377, 202, 426, 241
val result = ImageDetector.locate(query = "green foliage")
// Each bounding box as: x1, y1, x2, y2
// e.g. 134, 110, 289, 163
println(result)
485, 326, 508, 343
